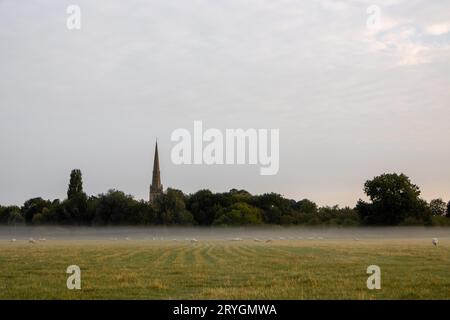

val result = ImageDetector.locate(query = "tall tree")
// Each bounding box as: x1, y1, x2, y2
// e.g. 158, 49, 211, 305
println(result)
68, 169, 84, 199
65, 169, 88, 224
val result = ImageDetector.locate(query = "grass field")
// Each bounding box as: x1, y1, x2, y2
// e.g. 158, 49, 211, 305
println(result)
0, 238, 449, 299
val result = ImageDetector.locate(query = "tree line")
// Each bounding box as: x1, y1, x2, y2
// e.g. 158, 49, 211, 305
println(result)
0, 170, 449, 226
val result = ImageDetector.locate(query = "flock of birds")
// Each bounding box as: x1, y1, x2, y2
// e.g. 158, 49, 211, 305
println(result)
5, 236, 441, 246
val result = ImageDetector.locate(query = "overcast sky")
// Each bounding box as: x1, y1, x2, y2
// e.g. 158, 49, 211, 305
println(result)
1, 0, 449, 207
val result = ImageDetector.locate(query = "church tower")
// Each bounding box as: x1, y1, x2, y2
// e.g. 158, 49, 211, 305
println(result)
149, 141, 163, 203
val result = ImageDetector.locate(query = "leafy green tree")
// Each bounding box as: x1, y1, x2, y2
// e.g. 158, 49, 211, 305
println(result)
152, 188, 195, 225
153, 188, 194, 225
8, 210, 24, 225
86, 196, 99, 223
65, 169, 88, 223
93, 190, 137, 225
429, 198, 446, 216
356, 173, 431, 225
21, 197, 52, 224
228, 189, 253, 204
316, 206, 360, 226
186, 190, 221, 225
296, 199, 318, 214
131, 200, 155, 225
0, 206, 23, 225
66, 195, 88, 223
251, 193, 295, 224
213, 202, 263, 225
68, 169, 84, 199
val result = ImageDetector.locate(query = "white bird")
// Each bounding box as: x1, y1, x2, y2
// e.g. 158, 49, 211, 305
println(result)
432, 238, 439, 247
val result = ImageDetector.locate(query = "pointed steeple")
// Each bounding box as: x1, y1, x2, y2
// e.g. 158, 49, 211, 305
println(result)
152, 141, 160, 186
149, 140, 163, 203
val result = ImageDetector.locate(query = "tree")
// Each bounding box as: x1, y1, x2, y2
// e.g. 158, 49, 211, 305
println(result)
316, 206, 360, 226
131, 200, 155, 225
356, 173, 431, 225
186, 190, 220, 225
153, 188, 194, 225
66, 169, 88, 223
296, 199, 318, 214
8, 210, 24, 225
447, 201, 450, 218
0, 206, 23, 225
21, 197, 52, 224
429, 198, 446, 216
68, 169, 84, 199
213, 202, 263, 225
93, 190, 137, 225
251, 193, 295, 224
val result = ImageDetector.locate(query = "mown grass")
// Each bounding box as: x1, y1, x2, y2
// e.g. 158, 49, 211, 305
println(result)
0, 239, 448, 299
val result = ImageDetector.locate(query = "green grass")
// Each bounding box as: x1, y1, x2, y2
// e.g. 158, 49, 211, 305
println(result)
0, 239, 449, 299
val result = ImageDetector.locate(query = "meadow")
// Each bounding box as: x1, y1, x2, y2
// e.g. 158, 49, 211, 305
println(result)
0, 236, 449, 299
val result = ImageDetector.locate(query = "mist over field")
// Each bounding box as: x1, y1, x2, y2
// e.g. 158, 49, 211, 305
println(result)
1, 226, 449, 241
1, 225, 449, 299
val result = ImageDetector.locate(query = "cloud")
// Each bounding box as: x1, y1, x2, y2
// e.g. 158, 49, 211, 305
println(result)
425, 23, 450, 35
365, 15, 450, 66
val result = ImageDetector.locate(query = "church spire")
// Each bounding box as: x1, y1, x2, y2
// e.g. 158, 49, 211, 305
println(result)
149, 140, 163, 203
152, 141, 160, 186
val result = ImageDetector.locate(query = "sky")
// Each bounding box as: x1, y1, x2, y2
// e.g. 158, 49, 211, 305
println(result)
1, 0, 449, 207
